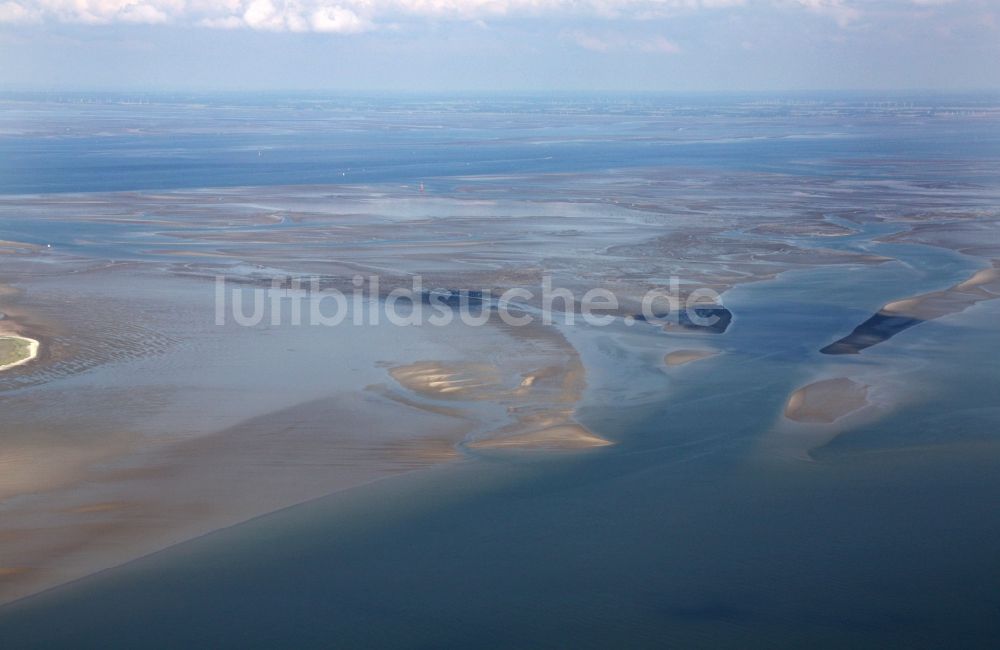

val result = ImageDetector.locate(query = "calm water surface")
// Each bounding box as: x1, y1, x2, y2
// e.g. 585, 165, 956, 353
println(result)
1, 95, 998, 648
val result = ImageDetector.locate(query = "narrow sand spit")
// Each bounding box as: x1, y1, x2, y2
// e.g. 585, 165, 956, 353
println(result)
467, 424, 611, 450
784, 377, 870, 424
823, 264, 1000, 354
883, 265, 1000, 319
664, 349, 719, 367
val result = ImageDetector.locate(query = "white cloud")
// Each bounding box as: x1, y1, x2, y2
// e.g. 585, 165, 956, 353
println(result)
785, 0, 860, 27
565, 29, 682, 54
0, 0, 873, 31
0, 1, 40, 23
119, 3, 169, 23
241, 0, 293, 31
640, 34, 681, 53
311, 5, 368, 33
198, 14, 244, 28
568, 29, 611, 52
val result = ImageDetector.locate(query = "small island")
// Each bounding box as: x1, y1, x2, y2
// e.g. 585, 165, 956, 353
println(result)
0, 335, 39, 371
784, 377, 869, 424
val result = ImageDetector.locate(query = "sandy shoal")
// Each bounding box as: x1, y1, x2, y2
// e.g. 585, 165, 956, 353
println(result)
664, 349, 719, 367
467, 424, 611, 450
385, 319, 612, 452
784, 377, 870, 424
883, 264, 1000, 320
0, 298, 605, 606
0, 390, 473, 606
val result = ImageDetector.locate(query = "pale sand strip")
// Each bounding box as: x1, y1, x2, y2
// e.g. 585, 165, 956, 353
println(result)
823, 263, 1000, 355
384, 360, 611, 451
0, 313, 604, 604
388, 360, 612, 451
0, 391, 473, 606
0, 344, 605, 604
784, 377, 870, 424
389, 362, 505, 401
467, 424, 611, 450
382, 315, 613, 452
883, 265, 1000, 319
664, 349, 719, 367
955, 267, 1000, 293
0, 335, 39, 372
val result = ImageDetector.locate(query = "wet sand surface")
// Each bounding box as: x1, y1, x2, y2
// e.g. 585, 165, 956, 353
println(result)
784, 377, 869, 424
0, 96, 999, 646
0, 261, 609, 603
1, 172, 999, 609
664, 349, 719, 367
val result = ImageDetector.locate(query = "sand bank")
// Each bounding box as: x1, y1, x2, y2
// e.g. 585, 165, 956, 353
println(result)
823, 264, 1000, 354
0, 390, 473, 605
389, 362, 505, 401
467, 424, 610, 450
385, 319, 609, 452
0, 269, 604, 605
386, 363, 609, 451
784, 377, 870, 424
0, 177, 905, 607
664, 349, 719, 367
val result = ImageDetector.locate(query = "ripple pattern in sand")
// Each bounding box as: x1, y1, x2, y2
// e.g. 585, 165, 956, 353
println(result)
0, 295, 177, 391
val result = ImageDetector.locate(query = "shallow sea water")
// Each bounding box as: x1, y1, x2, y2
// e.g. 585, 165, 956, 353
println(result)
1, 94, 999, 647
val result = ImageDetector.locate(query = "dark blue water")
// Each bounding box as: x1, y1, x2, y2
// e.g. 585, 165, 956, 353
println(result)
3, 93, 1000, 194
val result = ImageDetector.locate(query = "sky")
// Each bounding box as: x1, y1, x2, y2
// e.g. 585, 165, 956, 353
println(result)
0, 1, 998, 92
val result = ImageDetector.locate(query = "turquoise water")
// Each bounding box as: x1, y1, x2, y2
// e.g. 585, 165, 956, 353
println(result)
1, 95, 999, 647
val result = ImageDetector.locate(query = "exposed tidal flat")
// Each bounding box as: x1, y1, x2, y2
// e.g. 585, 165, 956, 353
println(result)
0, 265, 609, 604
0, 96, 999, 645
